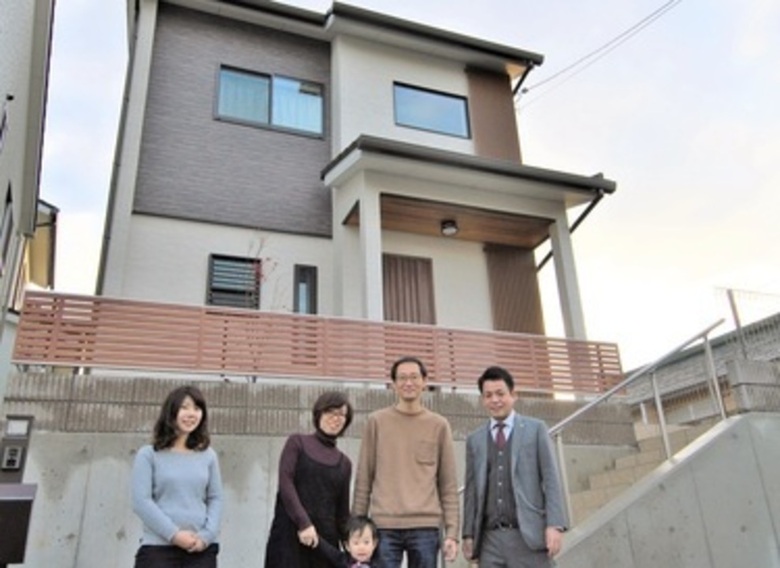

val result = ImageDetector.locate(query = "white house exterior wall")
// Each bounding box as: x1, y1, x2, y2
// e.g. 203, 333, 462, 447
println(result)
120, 215, 333, 314
331, 35, 474, 154
118, 213, 488, 329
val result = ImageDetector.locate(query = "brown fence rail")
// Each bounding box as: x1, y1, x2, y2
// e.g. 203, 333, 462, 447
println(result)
12, 291, 623, 393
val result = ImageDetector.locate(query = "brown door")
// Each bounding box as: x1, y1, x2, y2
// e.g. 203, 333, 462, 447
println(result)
382, 254, 436, 324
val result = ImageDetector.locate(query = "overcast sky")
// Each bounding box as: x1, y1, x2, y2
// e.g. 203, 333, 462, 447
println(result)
40, 0, 780, 369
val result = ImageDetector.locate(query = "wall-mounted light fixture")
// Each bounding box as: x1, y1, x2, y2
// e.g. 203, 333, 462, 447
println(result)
441, 219, 458, 237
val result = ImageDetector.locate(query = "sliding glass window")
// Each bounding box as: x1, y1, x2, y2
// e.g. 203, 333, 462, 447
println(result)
217, 66, 323, 136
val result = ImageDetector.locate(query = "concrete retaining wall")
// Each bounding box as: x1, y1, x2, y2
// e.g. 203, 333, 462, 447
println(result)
556, 413, 780, 568
0, 373, 636, 567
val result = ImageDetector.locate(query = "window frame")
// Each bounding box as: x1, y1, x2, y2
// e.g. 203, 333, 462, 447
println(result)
206, 254, 261, 310
393, 82, 471, 139
216, 65, 325, 137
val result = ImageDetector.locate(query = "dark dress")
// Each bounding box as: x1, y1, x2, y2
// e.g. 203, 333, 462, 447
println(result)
264, 432, 352, 568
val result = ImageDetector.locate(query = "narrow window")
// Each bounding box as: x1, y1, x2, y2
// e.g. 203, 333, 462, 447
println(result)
294, 265, 318, 314
207, 254, 261, 309
0, 188, 14, 277
393, 83, 470, 138
0, 106, 8, 155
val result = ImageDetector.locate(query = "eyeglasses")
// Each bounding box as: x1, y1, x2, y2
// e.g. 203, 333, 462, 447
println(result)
396, 374, 423, 383
324, 408, 348, 418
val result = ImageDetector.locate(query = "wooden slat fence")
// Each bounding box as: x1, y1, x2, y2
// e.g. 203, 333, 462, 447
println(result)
12, 291, 623, 393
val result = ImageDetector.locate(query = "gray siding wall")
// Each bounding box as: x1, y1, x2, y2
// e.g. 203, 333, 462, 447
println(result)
135, 4, 332, 235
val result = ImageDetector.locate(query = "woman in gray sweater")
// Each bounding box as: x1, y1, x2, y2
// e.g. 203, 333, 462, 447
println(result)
132, 385, 223, 567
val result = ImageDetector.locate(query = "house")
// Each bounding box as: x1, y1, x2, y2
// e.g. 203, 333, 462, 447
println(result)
97, 0, 616, 346
5, 3, 780, 566
0, 0, 57, 395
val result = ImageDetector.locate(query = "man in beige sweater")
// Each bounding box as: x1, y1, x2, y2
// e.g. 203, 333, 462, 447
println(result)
352, 356, 460, 568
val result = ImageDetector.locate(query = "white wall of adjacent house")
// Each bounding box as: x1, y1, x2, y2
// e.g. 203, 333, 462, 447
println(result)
0, 0, 34, 225
331, 34, 475, 154
120, 215, 333, 314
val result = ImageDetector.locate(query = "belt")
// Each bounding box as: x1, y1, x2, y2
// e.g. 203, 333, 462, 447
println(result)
488, 521, 518, 530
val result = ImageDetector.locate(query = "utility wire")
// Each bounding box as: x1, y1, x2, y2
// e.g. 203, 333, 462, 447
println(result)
516, 0, 682, 108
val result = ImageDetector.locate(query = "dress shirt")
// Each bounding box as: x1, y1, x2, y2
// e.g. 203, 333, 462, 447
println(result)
489, 411, 516, 443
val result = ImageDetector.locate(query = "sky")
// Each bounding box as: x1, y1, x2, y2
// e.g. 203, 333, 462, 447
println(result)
40, 0, 780, 369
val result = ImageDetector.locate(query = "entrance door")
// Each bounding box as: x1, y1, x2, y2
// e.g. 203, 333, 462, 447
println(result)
382, 254, 436, 324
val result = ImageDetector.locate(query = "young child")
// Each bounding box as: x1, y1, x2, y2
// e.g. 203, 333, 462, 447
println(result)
316, 515, 378, 568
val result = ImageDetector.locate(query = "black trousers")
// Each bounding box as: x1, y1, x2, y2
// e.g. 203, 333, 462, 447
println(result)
134, 543, 219, 568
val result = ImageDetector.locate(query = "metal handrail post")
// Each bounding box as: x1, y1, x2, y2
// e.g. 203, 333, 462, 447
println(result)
554, 432, 574, 525
703, 336, 727, 421
650, 371, 672, 460
639, 401, 648, 424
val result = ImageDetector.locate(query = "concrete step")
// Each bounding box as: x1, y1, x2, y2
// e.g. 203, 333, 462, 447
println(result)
569, 422, 714, 524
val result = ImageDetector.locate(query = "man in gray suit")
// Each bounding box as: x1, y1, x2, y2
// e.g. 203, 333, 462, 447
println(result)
462, 366, 568, 567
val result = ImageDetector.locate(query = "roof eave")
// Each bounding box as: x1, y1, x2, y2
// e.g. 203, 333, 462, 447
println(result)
322, 136, 616, 200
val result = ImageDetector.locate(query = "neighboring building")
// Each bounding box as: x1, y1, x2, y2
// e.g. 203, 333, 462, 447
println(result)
98, 0, 616, 345
0, 0, 57, 394
627, 311, 780, 424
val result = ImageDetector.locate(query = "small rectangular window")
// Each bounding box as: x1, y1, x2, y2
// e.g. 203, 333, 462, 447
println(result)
207, 254, 261, 309
393, 83, 470, 138
217, 67, 323, 135
294, 265, 318, 314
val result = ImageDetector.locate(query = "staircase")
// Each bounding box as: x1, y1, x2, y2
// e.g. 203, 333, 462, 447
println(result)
568, 420, 714, 524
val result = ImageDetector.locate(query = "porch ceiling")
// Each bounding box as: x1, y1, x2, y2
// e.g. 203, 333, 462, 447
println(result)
346, 195, 552, 248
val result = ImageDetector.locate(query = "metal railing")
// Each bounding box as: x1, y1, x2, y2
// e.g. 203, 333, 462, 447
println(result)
548, 319, 726, 524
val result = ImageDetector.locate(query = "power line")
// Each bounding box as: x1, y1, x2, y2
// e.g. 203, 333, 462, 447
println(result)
516, 0, 683, 108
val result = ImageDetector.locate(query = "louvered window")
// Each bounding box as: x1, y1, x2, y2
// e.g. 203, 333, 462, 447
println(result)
207, 254, 261, 309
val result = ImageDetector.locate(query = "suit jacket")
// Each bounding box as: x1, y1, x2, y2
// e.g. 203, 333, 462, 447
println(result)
462, 413, 567, 556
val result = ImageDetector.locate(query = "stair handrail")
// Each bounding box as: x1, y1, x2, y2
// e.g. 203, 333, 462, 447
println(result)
549, 318, 725, 438
549, 318, 725, 525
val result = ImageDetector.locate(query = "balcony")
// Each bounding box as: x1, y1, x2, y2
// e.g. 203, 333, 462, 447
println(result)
11, 291, 623, 394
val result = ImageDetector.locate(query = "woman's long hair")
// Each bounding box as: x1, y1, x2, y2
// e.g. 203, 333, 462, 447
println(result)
152, 385, 211, 451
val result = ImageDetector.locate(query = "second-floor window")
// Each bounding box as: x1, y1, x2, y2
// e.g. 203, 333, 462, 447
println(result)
393, 82, 470, 138
207, 254, 261, 309
217, 66, 324, 136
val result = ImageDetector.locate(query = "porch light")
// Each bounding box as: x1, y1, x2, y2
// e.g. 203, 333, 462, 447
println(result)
441, 219, 458, 237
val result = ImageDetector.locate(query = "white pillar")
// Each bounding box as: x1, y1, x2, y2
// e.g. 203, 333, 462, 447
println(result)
359, 189, 383, 321
549, 217, 586, 339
